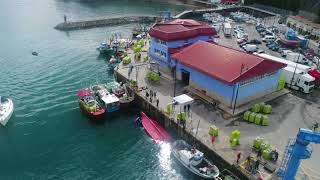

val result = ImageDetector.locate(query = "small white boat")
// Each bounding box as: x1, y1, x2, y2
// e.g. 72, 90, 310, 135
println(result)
172, 140, 220, 179
91, 84, 120, 113
0, 97, 14, 126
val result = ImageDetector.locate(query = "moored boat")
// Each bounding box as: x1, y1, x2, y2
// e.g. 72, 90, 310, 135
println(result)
119, 93, 134, 107
97, 42, 115, 55
77, 89, 105, 119
107, 82, 125, 98
90, 84, 120, 113
0, 96, 14, 126
172, 140, 220, 179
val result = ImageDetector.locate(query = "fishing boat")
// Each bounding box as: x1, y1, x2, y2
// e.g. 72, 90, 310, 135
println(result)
172, 140, 220, 179
107, 82, 125, 98
77, 89, 105, 119
91, 84, 120, 113
136, 112, 170, 142
0, 96, 14, 126
96, 42, 115, 55
119, 93, 134, 107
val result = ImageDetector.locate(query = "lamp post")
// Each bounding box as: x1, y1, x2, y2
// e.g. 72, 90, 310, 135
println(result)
289, 48, 301, 89
173, 61, 177, 97
232, 63, 247, 115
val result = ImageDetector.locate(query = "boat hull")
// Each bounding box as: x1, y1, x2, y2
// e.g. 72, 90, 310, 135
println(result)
0, 98, 14, 126
140, 112, 170, 142
79, 101, 105, 119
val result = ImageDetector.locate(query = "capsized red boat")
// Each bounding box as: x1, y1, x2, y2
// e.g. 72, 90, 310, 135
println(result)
138, 112, 170, 142
77, 89, 105, 119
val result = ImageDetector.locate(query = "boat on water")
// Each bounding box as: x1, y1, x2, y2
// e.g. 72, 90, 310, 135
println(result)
0, 96, 14, 126
172, 140, 220, 179
90, 84, 120, 113
97, 42, 115, 55
119, 93, 134, 107
107, 82, 125, 98
77, 89, 105, 119
136, 112, 170, 142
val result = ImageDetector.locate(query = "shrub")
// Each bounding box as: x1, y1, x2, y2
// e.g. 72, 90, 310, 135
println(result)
147, 71, 160, 82
123, 56, 131, 65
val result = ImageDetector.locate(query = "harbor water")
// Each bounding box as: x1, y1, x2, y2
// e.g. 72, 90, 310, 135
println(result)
0, 0, 200, 179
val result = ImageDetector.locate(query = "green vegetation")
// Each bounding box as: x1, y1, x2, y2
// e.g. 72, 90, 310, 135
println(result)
147, 71, 160, 83
123, 56, 131, 65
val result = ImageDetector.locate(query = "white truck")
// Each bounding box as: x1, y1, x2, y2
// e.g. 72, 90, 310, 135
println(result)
223, 23, 232, 37
286, 52, 310, 65
255, 53, 315, 93
282, 66, 315, 93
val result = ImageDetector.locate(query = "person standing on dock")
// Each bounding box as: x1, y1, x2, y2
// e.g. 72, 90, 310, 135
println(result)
236, 152, 241, 164
156, 99, 159, 108
153, 91, 156, 99
64, 15, 67, 23
257, 149, 262, 159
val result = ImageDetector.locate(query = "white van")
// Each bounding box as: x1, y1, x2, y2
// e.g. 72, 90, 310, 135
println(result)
262, 35, 276, 42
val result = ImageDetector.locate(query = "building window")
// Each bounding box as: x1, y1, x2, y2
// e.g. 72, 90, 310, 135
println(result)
160, 40, 167, 45
154, 49, 160, 55
160, 51, 167, 58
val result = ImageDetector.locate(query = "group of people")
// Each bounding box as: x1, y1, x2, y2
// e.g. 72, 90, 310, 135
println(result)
145, 89, 159, 107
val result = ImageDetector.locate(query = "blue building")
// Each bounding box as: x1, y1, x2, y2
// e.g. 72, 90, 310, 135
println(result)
171, 41, 286, 108
148, 19, 216, 71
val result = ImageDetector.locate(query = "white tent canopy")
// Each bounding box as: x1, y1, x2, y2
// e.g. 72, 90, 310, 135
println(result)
173, 94, 194, 106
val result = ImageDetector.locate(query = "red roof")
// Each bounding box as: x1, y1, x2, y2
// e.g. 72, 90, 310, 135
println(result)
171, 42, 286, 84
149, 19, 216, 41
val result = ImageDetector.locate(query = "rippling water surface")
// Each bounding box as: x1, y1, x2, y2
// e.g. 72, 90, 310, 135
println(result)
0, 0, 200, 179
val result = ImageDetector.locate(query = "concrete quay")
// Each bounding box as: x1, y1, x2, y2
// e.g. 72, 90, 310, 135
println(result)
112, 38, 320, 179
54, 16, 158, 31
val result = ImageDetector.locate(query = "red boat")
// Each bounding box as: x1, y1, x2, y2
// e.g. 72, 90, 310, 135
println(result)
77, 89, 105, 119
279, 34, 300, 47
139, 112, 170, 142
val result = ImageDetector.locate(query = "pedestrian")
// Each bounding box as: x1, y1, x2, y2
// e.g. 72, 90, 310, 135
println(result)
211, 135, 216, 145
187, 104, 190, 112
146, 91, 149, 99
154, 91, 156, 99
150, 89, 153, 98
64, 15, 67, 23
255, 159, 260, 170
313, 122, 319, 132
156, 99, 159, 107
150, 96, 153, 103
257, 149, 262, 159
183, 105, 186, 112
236, 152, 241, 164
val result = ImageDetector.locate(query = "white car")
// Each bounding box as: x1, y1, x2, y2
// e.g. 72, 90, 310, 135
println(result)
280, 49, 293, 57
243, 44, 258, 53
262, 35, 276, 42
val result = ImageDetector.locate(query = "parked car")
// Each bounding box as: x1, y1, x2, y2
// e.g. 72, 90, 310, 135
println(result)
239, 41, 248, 49
262, 35, 276, 42
279, 49, 293, 57
257, 28, 265, 33
248, 39, 262, 45
237, 38, 247, 44
234, 25, 244, 31
268, 42, 281, 51
243, 44, 258, 53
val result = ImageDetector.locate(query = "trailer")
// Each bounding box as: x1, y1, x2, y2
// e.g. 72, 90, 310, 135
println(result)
256, 53, 320, 88
223, 23, 232, 37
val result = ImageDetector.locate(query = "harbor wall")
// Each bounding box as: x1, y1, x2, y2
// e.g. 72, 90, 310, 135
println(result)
114, 70, 250, 180
54, 16, 159, 31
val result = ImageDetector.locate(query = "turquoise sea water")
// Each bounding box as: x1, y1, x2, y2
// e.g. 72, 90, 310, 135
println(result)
0, 0, 200, 179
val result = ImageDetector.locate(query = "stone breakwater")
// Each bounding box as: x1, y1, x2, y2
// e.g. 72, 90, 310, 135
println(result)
54, 16, 159, 31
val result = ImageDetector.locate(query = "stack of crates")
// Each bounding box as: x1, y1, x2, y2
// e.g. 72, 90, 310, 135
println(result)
230, 130, 240, 148
252, 137, 273, 160
243, 102, 272, 126
209, 125, 219, 137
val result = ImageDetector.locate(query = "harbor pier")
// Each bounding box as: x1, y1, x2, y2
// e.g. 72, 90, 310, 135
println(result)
54, 16, 159, 31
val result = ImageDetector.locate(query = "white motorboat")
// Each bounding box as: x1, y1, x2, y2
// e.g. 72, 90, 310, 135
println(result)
0, 97, 14, 126
172, 140, 220, 179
